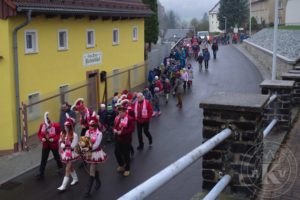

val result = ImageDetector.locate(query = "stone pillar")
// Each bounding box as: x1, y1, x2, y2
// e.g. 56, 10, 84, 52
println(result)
260, 80, 295, 130
281, 73, 300, 104
200, 93, 269, 198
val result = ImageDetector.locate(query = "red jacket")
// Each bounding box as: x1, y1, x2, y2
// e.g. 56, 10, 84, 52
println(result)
155, 80, 163, 92
114, 115, 135, 144
38, 122, 61, 149
134, 99, 153, 123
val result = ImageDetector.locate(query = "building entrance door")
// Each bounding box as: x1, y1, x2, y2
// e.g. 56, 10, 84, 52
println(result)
86, 70, 99, 111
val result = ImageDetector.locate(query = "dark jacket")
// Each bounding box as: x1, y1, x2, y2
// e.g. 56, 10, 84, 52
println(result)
212, 43, 219, 51
59, 108, 76, 129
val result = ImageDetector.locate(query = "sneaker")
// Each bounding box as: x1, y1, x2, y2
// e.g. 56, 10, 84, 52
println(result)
157, 111, 162, 116
149, 138, 153, 145
35, 173, 44, 180
117, 166, 125, 173
152, 112, 157, 117
123, 171, 130, 177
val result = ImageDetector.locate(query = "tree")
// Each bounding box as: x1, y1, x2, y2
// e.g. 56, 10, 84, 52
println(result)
200, 13, 209, 31
251, 16, 259, 30
166, 10, 179, 29
218, 0, 249, 31
190, 18, 200, 30
142, 0, 159, 52
202, 12, 209, 22
181, 20, 189, 29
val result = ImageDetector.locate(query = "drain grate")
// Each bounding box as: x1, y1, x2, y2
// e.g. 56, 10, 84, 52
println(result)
0, 181, 22, 190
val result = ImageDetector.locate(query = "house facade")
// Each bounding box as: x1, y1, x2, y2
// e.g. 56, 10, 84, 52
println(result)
0, 0, 151, 154
285, 0, 300, 25
251, 0, 288, 25
209, 2, 222, 33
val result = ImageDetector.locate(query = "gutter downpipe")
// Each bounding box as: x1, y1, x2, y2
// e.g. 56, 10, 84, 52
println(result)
13, 10, 32, 152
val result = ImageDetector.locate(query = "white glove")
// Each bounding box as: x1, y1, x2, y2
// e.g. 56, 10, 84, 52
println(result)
60, 143, 65, 149
49, 138, 54, 142
41, 138, 46, 142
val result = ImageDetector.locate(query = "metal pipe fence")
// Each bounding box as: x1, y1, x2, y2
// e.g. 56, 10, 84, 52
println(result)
263, 119, 278, 137
117, 128, 233, 200
203, 174, 232, 200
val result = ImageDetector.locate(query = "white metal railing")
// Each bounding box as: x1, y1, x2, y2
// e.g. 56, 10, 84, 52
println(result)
117, 128, 232, 200
263, 119, 278, 137
171, 37, 185, 50
264, 93, 278, 137
267, 94, 277, 105
203, 174, 232, 200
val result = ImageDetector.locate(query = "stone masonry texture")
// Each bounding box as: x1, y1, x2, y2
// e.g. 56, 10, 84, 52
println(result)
200, 93, 269, 198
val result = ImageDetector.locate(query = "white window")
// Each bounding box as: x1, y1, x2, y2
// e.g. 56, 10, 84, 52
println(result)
58, 29, 68, 50
86, 29, 95, 48
59, 84, 69, 103
28, 92, 40, 120
24, 30, 38, 54
133, 26, 138, 41
112, 28, 119, 45
278, 0, 283, 9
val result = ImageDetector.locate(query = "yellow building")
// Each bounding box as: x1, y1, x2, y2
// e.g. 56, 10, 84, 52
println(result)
0, 0, 152, 155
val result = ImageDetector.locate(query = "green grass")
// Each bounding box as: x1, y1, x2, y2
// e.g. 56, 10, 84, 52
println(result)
278, 25, 300, 30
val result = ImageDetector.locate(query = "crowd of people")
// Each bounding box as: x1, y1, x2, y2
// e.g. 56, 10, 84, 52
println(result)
34, 36, 220, 198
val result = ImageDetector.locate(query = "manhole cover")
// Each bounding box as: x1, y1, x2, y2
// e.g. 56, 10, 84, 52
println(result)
0, 181, 22, 190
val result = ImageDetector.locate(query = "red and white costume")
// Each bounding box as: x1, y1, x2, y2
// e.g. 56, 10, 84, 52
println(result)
83, 129, 107, 163
82, 116, 107, 164
59, 114, 80, 163
59, 133, 79, 163
38, 121, 60, 150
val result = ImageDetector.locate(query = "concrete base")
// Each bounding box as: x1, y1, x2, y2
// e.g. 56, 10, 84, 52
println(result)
192, 190, 248, 200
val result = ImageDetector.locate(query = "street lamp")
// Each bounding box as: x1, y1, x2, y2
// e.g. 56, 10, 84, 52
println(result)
223, 16, 227, 33
272, 0, 279, 80
249, 0, 252, 36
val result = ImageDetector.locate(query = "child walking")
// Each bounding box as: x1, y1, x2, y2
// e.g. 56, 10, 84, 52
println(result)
152, 87, 161, 117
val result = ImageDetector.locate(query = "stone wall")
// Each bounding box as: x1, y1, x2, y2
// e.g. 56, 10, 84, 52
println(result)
200, 93, 269, 198
281, 73, 300, 104
260, 80, 295, 130
243, 42, 294, 79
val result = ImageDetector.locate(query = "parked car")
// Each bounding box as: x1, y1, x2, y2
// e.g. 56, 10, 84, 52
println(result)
197, 31, 211, 41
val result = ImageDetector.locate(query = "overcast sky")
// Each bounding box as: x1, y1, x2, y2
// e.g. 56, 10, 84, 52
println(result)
159, 0, 219, 21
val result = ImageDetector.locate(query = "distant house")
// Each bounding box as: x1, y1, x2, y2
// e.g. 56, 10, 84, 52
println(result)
209, 2, 222, 33
285, 0, 300, 25
251, 0, 288, 25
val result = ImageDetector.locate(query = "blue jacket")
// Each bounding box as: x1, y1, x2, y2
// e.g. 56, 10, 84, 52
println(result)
203, 51, 210, 61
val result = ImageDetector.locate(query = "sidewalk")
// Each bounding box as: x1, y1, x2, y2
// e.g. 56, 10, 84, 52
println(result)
0, 143, 52, 186
258, 112, 300, 199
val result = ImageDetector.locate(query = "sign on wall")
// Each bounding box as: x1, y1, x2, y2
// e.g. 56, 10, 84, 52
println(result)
83, 52, 102, 67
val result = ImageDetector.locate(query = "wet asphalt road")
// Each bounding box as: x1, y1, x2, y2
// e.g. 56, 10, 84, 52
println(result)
0, 45, 263, 200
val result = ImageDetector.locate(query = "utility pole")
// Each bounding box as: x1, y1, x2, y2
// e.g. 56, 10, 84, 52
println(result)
223, 16, 227, 33
272, 0, 279, 80
249, 0, 252, 36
